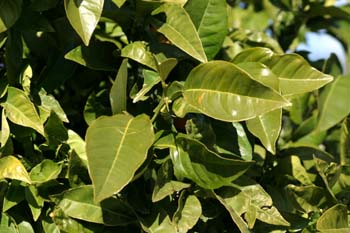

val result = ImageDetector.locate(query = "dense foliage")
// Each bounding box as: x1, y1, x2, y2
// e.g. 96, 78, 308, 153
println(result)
0, 0, 350, 232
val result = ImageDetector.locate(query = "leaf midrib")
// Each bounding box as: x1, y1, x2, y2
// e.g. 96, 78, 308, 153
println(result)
100, 118, 133, 196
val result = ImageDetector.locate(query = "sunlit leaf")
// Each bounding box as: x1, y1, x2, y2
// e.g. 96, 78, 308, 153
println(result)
173, 194, 201, 233
182, 61, 289, 122
0, 156, 31, 183
152, 3, 207, 63
2, 87, 45, 136
64, 0, 104, 45
232, 47, 333, 96
185, 0, 227, 60
86, 114, 154, 201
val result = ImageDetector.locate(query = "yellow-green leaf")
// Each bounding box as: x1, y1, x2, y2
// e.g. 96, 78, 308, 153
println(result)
0, 156, 31, 184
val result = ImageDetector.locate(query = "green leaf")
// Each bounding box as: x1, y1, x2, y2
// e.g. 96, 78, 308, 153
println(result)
173, 194, 202, 233
318, 75, 350, 132
316, 204, 350, 232
2, 87, 45, 136
171, 135, 253, 189
121, 41, 157, 70
246, 109, 282, 154
152, 160, 190, 202
0, 0, 22, 33
3, 181, 25, 212
232, 122, 252, 161
132, 69, 161, 103
53, 185, 135, 226
64, 0, 104, 45
110, 59, 128, 114
0, 156, 31, 183
152, 3, 207, 63
29, 159, 62, 184
1, 109, 10, 148
0, 213, 17, 232
25, 185, 44, 221
216, 178, 290, 228
67, 129, 87, 165
112, 0, 126, 8
182, 61, 289, 122
39, 89, 69, 123
84, 89, 111, 126
232, 47, 333, 96
64, 42, 118, 71
142, 211, 177, 233
340, 118, 350, 166
185, 0, 227, 60
86, 114, 154, 201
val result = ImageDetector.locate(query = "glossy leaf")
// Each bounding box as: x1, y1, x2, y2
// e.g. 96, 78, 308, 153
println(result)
182, 61, 289, 122
318, 75, 350, 131
53, 185, 135, 226
173, 194, 202, 233
121, 41, 157, 70
246, 109, 282, 154
185, 0, 227, 60
152, 3, 207, 63
86, 114, 154, 201
110, 59, 128, 114
0, 0, 22, 33
142, 211, 177, 233
0, 156, 31, 183
340, 118, 350, 166
29, 159, 62, 184
232, 47, 333, 96
171, 135, 253, 189
25, 185, 44, 221
64, 0, 104, 45
2, 87, 45, 136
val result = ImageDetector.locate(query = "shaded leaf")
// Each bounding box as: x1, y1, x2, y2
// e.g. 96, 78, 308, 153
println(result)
185, 0, 227, 60
152, 3, 207, 63
182, 61, 289, 122
246, 109, 281, 154
64, 0, 104, 45
0, 156, 31, 183
86, 114, 154, 201
53, 185, 135, 226
132, 69, 161, 103
0, 0, 22, 33
171, 135, 253, 189
318, 75, 350, 131
110, 59, 128, 114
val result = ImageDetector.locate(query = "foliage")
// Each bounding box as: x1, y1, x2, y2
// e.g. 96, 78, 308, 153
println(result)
0, 0, 349, 232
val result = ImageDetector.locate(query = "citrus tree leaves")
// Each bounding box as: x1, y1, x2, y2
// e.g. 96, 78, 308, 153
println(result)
318, 75, 350, 131
232, 47, 333, 96
64, 0, 104, 45
2, 87, 44, 136
182, 60, 289, 122
170, 135, 253, 189
0, 0, 22, 33
152, 3, 207, 63
86, 114, 154, 201
185, 0, 227, 60
110, 59, 128, 114
0, 156, 31, 184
